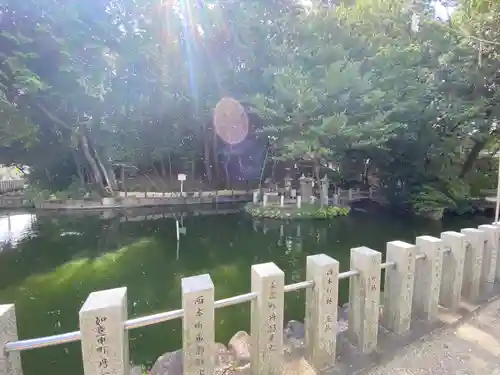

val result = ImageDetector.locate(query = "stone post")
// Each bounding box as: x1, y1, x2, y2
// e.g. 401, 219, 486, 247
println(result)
280, 195, 284, 207
251, 263, 284, 375
305, 254, 339, 370
413, 236, 443, 321
348, 189, 353, 201
284, 176, 292, 199
253, 191, 259, 204
461, 228, 484, 302
478, 225, 499, 292
297, 196, 302, 209
263, 194, 268, 207
348, 247, 381, 353
320, 175, 329, 207
382, 241, 416, 334
0, 305, 21, 375
182, 274, 214, 375
369, 187, 373, 199
439, 231, 466, 311
79, 287, 129, 375
299, 175, 313, 203
333, 194, 339, 205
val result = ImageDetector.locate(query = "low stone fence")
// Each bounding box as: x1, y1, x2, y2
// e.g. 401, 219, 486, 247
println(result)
0, 180, 25, 194
36, 190, 253, 210
1, 222, 499, 375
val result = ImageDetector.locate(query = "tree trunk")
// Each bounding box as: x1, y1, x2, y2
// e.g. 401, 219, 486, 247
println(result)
459, 138, 488, 178
72, 149, 86, 185
204, 127, 213, 186
213, 130, 220, 182
168, 152, 173, 184
160, 157, 167, 178
80, 135, 105, 192
92, 144, 115, 194
224, 157, 231, 189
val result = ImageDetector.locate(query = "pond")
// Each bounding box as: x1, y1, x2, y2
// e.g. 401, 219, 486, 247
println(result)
0, 206, 492, 375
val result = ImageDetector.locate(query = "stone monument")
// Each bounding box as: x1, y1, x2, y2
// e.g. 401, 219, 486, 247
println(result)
299, 174, 313, 203
284, 175, 293, 199
320, 175, 329, 207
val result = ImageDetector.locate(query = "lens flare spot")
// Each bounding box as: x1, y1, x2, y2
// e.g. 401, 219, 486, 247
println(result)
213, 97, 249, 145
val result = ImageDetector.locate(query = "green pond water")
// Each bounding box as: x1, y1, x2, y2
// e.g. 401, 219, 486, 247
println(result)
0, 206, 492, 375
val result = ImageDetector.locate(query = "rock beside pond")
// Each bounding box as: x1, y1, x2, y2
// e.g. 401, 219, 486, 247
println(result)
150, 320, 321, 375
228, 331, 252, 364
151, 349, 182, 375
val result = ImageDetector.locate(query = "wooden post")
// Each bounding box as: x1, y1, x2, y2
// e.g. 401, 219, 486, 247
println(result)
461, 228, 484, 302
0, 305, 22, 375
348, 247, 381, 353
251, 263, 284, 375
440, 231, 466, 311
382, 241, 416, 334
478, 225, 500, 287
79, 288, 129, 375
182, 274, 214, 375
305, 254, 339, 370
413, 236, 443, 321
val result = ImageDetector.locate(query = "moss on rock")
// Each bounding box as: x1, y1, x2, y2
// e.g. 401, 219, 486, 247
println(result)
244, 202, 350, 220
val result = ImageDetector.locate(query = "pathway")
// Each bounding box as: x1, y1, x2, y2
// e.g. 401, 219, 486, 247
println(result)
326, 288, 500, 375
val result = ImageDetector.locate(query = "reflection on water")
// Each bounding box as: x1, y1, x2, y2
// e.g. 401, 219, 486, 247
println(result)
0, 207, 492, 375
0, 213, 36, 248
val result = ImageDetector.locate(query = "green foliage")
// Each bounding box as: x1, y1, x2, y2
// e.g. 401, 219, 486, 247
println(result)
0, 0, 499, 218
244, 203, 350, 220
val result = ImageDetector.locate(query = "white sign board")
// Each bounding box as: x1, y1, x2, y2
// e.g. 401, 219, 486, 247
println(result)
178, 174, 186, 181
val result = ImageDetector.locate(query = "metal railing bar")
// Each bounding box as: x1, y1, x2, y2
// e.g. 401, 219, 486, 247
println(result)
381, 261, 396, 269
284, 280, 314, 292
339, 269, 360, 280
214, 292, 258, 309
5, 330, 81, 352
125, 308, 183, 330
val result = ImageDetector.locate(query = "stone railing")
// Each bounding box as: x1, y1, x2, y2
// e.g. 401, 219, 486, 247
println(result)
0, 180, 25, 194
1, 222, 499, 375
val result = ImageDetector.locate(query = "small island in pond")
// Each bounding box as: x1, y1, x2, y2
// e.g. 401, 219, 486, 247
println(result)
245, 174, 350, 220
244, 202, 350, 220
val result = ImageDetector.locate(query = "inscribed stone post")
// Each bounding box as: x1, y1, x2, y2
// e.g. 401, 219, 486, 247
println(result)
297, 196, 302, 208
478, 225, 499, 290
79, 287, 129, 375
0, 305, 21, 375
182, 274, 214, 375
305, 254, 339, 371
300, 176, 313, 202
382, 241, 416, 334
439, 232, 466, 311
251, 263, 284, 375
284, 176, 292, 199
461, 228, 484, 302
320, 175, 329, 207
253, 191, 259, 204
348, 247, 381, 353
413, 236, 443, 321
263, 194, 268, 207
